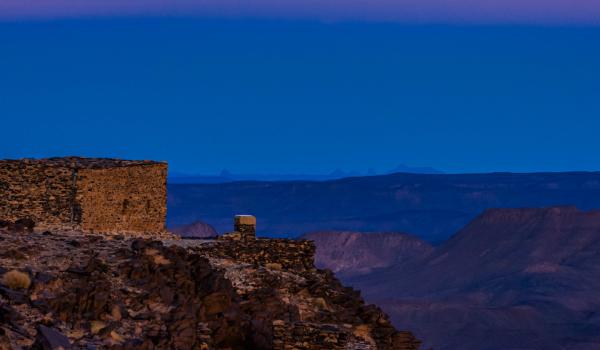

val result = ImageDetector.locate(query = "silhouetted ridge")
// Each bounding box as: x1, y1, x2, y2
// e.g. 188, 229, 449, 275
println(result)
168, 171, 600, 242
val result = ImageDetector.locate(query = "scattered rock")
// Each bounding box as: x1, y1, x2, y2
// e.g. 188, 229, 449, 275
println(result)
90, 321, 106, 335
14, 218, 35, 233
32, 325, 72, 350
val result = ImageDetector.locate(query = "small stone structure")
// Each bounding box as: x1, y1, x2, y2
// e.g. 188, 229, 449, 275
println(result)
0, 157, 167, 235
220, 214, 258, 241
234, 214, 257, 240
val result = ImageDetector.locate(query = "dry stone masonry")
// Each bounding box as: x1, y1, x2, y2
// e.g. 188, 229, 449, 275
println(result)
0, 157, 167, 235
198, 237, 316, 272
194, 215, 316, 271
234, 214, 257, 240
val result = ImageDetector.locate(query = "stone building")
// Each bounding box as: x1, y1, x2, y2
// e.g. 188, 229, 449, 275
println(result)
0, 157, 167, 234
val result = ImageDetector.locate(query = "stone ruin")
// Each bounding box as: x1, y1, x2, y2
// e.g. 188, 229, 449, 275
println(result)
234, 214, 257, 240
195, 215, 317, 271
0, 157, 167, 235
0, 160, 424, 349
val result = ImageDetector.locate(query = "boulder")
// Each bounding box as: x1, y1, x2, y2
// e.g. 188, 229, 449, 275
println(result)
32, 325, 72, 350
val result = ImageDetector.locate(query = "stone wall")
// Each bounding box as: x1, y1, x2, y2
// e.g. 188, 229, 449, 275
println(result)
197, 238, 316, 271
0, 157, 167, 234
0, 160, 75, 228
77, 164, 167, 234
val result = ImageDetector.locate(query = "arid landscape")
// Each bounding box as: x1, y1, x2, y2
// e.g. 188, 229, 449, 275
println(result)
2, 2, 600, 348
0, 222, 420, 349
0, 158, 423, 349
167, 172, 600, 242
169, 174, 600, 349
4, 164, 600, 349
339, 207, 600, 349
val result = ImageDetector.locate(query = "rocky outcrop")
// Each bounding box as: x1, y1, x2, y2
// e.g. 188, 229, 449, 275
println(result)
0, 225, 422, 349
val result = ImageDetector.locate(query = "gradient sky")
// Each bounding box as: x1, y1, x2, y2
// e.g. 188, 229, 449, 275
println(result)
1, 9, 600, 174
1, 0, 600, 24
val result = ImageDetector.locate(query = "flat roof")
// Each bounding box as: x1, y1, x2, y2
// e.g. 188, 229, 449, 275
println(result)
0, 157, 165, 169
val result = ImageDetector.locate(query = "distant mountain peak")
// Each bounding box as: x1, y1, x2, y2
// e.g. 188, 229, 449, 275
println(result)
388, 164, 444, 174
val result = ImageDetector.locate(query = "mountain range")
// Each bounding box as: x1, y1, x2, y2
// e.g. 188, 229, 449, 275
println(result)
167, 171, 600, 242
167, 164, 443, 184
310, 207, 600, 350
167, 171, 600, 349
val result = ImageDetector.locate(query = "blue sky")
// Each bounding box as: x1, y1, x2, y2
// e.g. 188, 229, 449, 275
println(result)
1, 18, 599, 174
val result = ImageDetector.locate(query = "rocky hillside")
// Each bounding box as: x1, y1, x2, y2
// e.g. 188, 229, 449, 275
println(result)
0, 223, 421, 350
301, 231, 432, 278
346, 207, 600, 350
167, 171, 600, 242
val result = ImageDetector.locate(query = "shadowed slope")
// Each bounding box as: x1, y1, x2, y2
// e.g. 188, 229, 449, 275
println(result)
302, 231, 432, 278
348, 206, 600, 350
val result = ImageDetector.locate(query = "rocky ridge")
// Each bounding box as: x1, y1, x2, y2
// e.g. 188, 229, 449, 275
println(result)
0, 222, 421, 350
301, 231, 432, 278
346, 206, 600, 350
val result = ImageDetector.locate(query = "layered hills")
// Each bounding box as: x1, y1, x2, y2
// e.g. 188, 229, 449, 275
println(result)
167, 171, 600, 242
301, 231, 432, 278
313, 207, 600, 350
